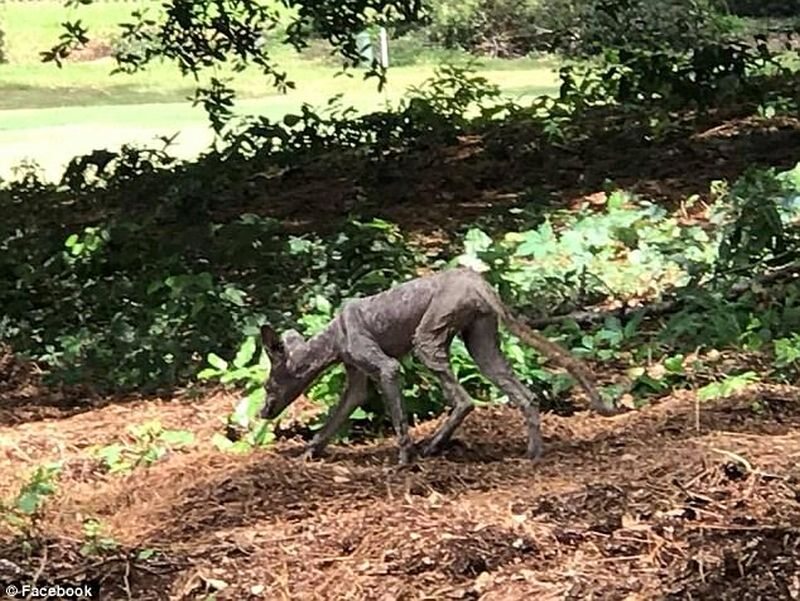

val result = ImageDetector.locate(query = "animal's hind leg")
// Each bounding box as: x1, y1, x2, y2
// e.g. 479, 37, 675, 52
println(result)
413, 325, 475, 457
464, 314, 544, 460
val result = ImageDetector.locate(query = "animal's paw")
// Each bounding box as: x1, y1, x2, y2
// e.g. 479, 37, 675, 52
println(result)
398, 444, 418, 466
414, 438, 440, 458
416, 437, 467, 458
302, 446, 322, 463
525, 441, 543, 463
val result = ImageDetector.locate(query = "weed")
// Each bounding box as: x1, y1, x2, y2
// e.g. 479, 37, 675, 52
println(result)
92, 421, 195, 474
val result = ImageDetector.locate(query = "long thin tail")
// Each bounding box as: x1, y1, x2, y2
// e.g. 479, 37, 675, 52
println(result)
478, 279, 617, 416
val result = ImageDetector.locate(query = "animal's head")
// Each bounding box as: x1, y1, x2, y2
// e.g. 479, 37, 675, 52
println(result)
260, 324, 310, 420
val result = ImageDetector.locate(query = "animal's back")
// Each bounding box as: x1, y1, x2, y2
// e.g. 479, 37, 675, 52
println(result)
342, 268, 491, 357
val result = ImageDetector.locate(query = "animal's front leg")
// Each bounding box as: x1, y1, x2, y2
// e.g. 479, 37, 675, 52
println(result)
340, 325, 415, 465
304, 365, 368, 461
376, 361, 415, 465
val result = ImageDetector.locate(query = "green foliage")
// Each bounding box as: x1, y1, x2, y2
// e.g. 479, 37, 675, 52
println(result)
224, 63, 507, 160
757, 94, 800, 119
418, 0, 739, 62
456, 189, 718, 315
199, 337, 276, 453
773, 334, 800, 380
44, 0, 426, 129
0, 463, 62, 534
80, 518, 120, 557
0, 18, 6, 64
727, 0, 800, 17
557, 35, 786, 111
421, 0, 542, 57
91, 421, 195, 474
0, 124, 422, 393
533, 0, 732, 58
198, 338, 264, 386
451, 163, 800, 408
712, 166, 800, 272
697, 371, 759, 401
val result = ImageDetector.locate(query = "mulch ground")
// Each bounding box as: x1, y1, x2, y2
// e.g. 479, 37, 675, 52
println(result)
3, 102, 800, 600
2, 376, 800, 600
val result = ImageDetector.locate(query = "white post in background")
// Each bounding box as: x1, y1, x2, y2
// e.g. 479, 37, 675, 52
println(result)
379, 27, 389, 68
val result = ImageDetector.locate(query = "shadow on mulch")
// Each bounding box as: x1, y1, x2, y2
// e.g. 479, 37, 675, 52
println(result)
217, 109, 800, 246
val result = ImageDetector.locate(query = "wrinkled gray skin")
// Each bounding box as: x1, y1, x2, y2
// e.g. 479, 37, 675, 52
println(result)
260, 267, 617, 465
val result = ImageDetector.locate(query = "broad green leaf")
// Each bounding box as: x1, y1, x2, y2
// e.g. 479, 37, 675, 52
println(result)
196, 368, 220, 380
350, 407, 370, 420
207, 353, 228, 371
158, 430, 195, 447
635, 374, 669, 393
96, 443, 124, 466
463, 228, 493, 256
211, 433, 234, 451
16, 492, 42, 515
698, 372, 758, 401
228, 440, 254, 454
663, 355, 685, 373
283, 114, 302, 127
516, 222, 556, 258
233, 337, 256, 368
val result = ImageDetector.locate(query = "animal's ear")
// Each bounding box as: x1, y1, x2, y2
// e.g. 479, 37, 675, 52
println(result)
260, 324, 285, 358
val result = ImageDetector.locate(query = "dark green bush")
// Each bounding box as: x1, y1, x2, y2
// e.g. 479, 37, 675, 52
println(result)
415, 0, 734, 59
0, 20, 7, 64
532, 0, 732, 58
726, 0, 800, 18
422, 0, 542, 57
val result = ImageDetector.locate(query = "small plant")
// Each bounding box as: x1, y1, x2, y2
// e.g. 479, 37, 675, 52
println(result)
92, 421, 195, 474
0, 463, 62, 534
63, 226, 110, 264
80, 518, 120, 556
628, 353, 689, 396
757, 95, 799, 119
198, 336, 277, 453
773, 334, 800, 380
697, 371, 759, 402
198, 336, 268, 393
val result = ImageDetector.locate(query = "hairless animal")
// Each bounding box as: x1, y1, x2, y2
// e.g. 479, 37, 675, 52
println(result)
260, 267, 618, 465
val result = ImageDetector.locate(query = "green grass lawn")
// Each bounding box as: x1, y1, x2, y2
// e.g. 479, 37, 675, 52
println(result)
0, 1, 561, 180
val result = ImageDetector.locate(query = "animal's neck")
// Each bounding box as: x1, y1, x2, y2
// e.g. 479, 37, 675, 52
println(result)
297, 325, 340, 384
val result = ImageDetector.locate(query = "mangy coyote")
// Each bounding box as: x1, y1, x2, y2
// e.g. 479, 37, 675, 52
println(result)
260, 267, 618, 465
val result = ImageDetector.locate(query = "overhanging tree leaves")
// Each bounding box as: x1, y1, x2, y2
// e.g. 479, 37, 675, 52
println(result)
44, 0, 424, 132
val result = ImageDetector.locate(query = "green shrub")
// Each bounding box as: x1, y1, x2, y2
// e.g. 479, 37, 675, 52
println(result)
726, 0, 800, 17
416, 0, 734, 59
423, 0, 542, 57
532, 0, 733, 58
0, 19, 7, 64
